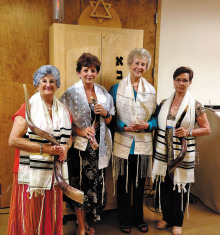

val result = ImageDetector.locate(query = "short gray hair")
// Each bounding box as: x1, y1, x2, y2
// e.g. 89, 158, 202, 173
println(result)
33, 65, 60, 88
127, 48, 151, 70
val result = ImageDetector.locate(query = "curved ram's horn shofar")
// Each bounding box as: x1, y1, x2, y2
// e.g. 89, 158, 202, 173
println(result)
23, 84, 84, 204
168, 105, 189, 175
168, 137, 187, 174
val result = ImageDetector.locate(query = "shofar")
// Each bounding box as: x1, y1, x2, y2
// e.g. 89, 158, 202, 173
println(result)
23, 84, 84, 204
168, 105, 188, 175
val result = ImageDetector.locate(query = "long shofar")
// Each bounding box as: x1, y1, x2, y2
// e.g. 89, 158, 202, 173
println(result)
168, 105, 189, 174
23, 84, 84, 204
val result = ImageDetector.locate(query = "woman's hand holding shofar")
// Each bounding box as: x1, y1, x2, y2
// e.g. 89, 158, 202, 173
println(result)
42, 144, 69, 162
94, 104, 107, 117
175, 127, 189, 137
83, 127, 95, 139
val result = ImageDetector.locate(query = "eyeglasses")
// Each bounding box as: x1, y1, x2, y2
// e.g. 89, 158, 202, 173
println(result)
39, 79, 56, 86
174, 78, 189, 83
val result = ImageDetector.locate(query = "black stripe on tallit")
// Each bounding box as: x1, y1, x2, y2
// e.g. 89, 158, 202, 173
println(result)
54, 127, 72, 132
30, 159, 54, 164
157, 139, 166, 146
157, 133, 165, 139
30, 166, 53, 170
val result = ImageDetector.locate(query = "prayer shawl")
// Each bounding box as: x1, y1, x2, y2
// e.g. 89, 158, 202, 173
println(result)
60, 79, 115, 169
113, 73, 156, 158
152, 91, 196, 191
18, 92, 72, 196
112, 73, 156, 191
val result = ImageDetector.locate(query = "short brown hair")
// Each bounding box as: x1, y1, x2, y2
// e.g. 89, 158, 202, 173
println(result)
173, 66, 194, 81
76, 53, 101, 73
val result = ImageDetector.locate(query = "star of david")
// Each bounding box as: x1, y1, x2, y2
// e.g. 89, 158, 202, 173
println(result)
90, 0, 112, 23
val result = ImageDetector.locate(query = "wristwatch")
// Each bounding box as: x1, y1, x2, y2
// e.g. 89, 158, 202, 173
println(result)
189, 129, 192, 137
104, 111, 110, 119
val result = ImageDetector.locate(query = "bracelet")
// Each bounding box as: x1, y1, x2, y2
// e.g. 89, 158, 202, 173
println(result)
40, 143, 43, 154
189, 129, 192, 137
104, 111, 110, 119
66, 142, 71, 149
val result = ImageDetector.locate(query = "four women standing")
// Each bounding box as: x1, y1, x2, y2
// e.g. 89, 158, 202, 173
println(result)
8, 53, 210, 235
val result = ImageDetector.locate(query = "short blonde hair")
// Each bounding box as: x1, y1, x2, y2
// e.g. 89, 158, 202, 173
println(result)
127, 48, 151, 70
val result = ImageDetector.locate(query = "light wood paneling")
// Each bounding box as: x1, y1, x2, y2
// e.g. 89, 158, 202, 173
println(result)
0, 0, 52, 207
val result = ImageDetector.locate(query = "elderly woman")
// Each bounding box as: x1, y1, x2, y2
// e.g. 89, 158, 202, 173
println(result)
152, 66, 210, 235
60, 53, 115, 235
7, 65, 73, 235
109, 48, 157, 233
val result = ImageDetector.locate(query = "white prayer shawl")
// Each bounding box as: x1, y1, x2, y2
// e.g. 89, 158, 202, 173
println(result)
18, 92, 72, 196
113, 73, 156, 158
60, 79, 115, 169
152, 91, 196, 190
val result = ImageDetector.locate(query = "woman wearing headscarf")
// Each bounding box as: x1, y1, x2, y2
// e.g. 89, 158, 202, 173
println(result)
109, 48, 157, 233
60, 53, 115, 235
152, 66, 210, 235
8, 65, 73, 235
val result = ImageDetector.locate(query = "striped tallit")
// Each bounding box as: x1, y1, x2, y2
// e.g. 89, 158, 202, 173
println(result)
152, 91, 196, 190
113, 73, 156, 158
112, 74, 156, 192
18, 92, 72, 195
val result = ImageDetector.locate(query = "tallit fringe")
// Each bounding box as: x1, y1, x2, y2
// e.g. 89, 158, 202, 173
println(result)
154, 175, 164, 212
154, 177, 191, 217
112, 154, 116, 196
54, 185, 57, 224
28, 187, 44, 199
22, 185, 25, 233
37, 192, 45, 235
79, 150, 82, 190
112, 155, 150, 194
135, 155, 140, 188
101, 169, 105, 205
187, 184, 191, 219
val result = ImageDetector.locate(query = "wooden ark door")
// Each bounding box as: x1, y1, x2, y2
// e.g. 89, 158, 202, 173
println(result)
49, 24, 143, 98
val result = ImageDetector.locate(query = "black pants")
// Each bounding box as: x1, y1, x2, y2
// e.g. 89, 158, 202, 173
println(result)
161, 173, 189, 227
117, 154, 146, 226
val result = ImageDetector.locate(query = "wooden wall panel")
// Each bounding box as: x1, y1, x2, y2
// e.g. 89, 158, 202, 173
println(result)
0, 0, 159, 207
0, 0, 52, 207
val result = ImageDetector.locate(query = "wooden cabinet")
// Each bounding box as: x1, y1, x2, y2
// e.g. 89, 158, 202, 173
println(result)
49, 23, 143, 97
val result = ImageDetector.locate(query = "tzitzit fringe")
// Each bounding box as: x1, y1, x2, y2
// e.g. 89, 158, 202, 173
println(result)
79, 150, 82, 190
101, 169, 105, 205
37, 192, 45, 235
22, 185, 25, 233
135, 154, 140, 188
54, 185, 57, 224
